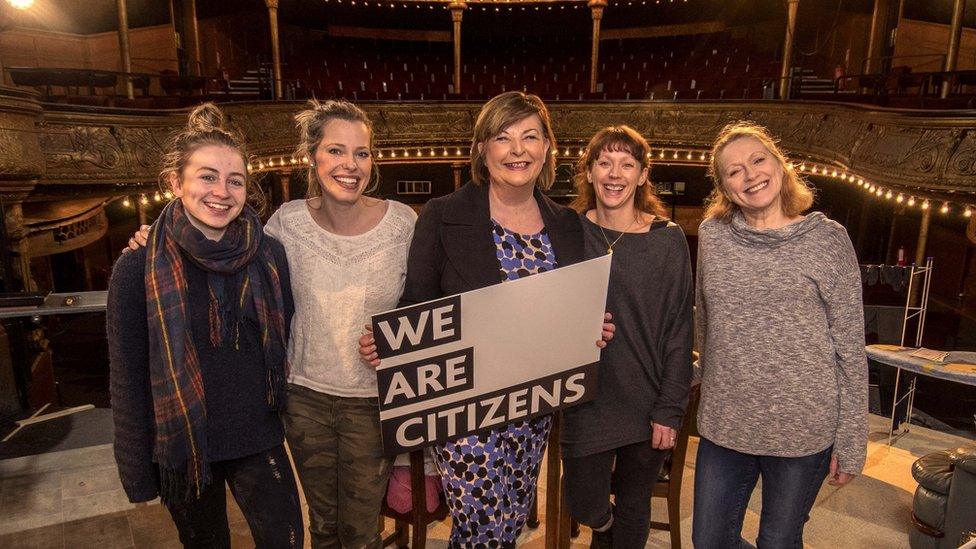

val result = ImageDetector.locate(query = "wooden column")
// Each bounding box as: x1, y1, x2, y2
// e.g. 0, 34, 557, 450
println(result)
544, 414, 571, 549
778, 0, 799, 100
864, 0, 889, 75
136, 199, 149, 226
909, 206, 932, 306
940, 0, 967, 98
449, 1, 466, 95
588, 0, 607, 94
278, 172, 291, 206
265, 0, 283, 100
184, 0, 202, 76
1, 196, 34, 291
914, 206, 932, 270
451, 162, 463, 190
116, 0, 134, 99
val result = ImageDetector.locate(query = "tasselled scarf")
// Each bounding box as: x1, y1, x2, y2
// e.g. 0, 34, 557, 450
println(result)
145, 200, 289, 503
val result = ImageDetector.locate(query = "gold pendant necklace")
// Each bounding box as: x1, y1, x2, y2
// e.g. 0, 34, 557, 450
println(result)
598, 214, 639, 254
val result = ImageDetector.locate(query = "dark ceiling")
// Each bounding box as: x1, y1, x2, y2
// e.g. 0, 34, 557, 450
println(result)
2, 0, 972, 36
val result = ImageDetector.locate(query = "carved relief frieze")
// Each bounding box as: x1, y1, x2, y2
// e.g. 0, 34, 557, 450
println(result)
0, 112, 44, 180
41, 126, 125, 174
370, 106, 476, 145
0, 91, 44, 181
639, 108, 730, 145
119, 127, 168, 171
3, 89, 973, 197
946, 130, 976, 180
848, 124, 964, 189
230, 109, 296, 154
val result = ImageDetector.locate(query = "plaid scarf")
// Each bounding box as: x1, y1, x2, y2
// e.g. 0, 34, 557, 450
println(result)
145, 200, 289, 503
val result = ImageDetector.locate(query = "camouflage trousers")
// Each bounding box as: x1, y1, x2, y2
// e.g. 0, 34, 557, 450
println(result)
283, 384, 392, 549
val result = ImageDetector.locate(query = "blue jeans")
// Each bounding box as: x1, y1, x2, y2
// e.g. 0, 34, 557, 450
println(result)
692, 437, 831, 549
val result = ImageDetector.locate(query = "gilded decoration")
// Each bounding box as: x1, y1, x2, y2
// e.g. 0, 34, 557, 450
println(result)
0, 88, 973, 198
947, 131, 976, 178
0, 86, 44, 181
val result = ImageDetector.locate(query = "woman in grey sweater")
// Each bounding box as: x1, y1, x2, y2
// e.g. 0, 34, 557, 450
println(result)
693, 122, 867, 549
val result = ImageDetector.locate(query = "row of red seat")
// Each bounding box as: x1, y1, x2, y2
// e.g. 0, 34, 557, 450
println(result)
282, 34, 779, 101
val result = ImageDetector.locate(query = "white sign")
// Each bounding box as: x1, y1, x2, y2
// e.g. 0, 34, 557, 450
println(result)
372, 255, 612, 454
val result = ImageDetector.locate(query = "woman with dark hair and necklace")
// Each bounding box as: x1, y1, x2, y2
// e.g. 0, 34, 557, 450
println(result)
562, 125, 694, 548
108, 103, 303, 547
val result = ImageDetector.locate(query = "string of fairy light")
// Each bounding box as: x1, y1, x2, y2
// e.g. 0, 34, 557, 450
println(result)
116, 190, 173, 209
321, 0, 688, 10
115, 147, 974, 219
793, 161, 973, 218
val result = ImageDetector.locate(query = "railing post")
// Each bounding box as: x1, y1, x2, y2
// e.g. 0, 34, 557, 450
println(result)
116, 0, 134, 99
940, 0, 966, 99
449, 1, 466, 95
778, 0, 799, 100
588, 0, 607, 94
265, 0, 283, 100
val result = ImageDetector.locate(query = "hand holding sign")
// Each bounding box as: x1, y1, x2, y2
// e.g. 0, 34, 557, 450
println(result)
599, 312, 615, 348
358, 326, 380, 367
371, 255, 612, 455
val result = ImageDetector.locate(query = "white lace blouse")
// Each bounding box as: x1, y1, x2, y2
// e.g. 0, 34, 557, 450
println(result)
265, 199, 417, 397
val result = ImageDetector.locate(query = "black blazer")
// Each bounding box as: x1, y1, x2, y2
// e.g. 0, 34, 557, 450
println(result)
399, 181, 585, 307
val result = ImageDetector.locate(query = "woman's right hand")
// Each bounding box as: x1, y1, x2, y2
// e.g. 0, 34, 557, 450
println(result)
359, 324, 381, 368
123, 224, 150, 253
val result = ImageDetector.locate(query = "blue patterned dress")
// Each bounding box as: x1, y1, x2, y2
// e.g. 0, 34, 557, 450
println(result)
432, 219, 557, 548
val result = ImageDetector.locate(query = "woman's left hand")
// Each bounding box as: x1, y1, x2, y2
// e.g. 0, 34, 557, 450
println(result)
828, 455, 856, 487
651, 422, 676, 450
597, 312, 615, 348
358, 325, 381, 368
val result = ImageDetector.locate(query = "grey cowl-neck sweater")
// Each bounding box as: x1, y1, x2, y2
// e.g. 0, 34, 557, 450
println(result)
695, 211, 868, 474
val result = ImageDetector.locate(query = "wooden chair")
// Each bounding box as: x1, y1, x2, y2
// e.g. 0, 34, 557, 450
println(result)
648, 382, 701, 549
381, 449, 449, 549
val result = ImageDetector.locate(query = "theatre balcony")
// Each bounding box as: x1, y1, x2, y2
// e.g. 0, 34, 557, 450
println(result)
0, 0, 975, 547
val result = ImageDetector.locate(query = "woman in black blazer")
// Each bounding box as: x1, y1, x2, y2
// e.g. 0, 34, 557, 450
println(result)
363, 91, 611, 547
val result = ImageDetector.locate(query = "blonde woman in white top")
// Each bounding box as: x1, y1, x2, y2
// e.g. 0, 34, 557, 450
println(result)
267, 100, 414, 549
130, 100, 415, 548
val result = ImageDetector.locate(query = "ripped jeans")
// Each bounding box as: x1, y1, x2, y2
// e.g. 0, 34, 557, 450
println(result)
164, 444, 304, 549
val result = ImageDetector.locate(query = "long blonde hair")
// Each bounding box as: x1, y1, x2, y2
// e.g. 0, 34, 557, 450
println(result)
704, 121, 814, 222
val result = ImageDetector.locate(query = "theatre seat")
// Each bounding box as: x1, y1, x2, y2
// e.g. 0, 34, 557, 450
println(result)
381, 450, 449, 549
909, 445, 976, 548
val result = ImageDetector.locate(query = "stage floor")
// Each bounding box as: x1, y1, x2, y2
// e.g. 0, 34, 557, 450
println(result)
0, 413, 971, 548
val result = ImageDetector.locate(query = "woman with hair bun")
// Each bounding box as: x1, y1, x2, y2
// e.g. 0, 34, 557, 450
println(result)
125, 99, 416, 547
108, 102, 304, 547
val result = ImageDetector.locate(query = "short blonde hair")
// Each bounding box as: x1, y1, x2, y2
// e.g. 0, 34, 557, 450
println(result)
294, 99, 379, 198
704, 121, 814, 222
470, 91, 557, 191
570, 125, 668, 219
